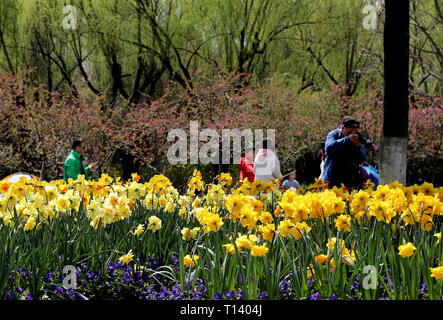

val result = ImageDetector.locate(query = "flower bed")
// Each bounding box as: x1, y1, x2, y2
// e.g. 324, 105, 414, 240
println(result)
0, 172, 442, 300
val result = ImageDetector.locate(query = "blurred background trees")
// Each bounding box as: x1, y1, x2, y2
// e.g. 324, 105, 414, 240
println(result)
1, 0, 441, 99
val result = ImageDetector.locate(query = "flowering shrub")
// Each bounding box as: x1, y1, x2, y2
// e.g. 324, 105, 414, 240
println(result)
0, 172, 442, 300
0, 69, 119, 179
0, 69, 441, 185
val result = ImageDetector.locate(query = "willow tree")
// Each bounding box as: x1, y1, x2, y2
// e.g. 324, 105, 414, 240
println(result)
182, 0, 309, 74
0, 0, 18, 75
282, 0, 380, 97
2, 0, 441, 100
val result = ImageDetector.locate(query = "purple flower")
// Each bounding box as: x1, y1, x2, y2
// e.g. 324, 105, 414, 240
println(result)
308, 292, 321, 300
257, 291, 268, 300
213, 293, 222, 300
16, 287, 23, 294
350, 282, 360, 291
197, 284, 207, 293
329, 294, 338, 300
25, 294, 33, 300
224, 290, 235, 300
191, 292, 202, 300
6, 292, 14, 300
280, 279, 292, 294
44, 272, 54, 282
122, 276, 132, 284
170, 256, 179, 264
147, 257, 158, 269
66, 290, 74, 300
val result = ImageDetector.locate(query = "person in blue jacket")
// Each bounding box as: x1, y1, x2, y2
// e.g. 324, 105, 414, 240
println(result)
322, 118, 367, 189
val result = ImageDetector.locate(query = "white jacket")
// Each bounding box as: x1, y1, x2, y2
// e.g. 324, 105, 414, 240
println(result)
253, 149, 283, 183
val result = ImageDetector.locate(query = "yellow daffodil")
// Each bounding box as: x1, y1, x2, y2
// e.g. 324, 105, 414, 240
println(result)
181, 227, 200, 240
223, 243, 237, 254
147, 215, 162, 232
183, 254, 199, 267
24, 216, 36, 231
134, 224, 144, 236
430, 266, 443, 280
434, 233, 441, 244
315, 254, 329, 264
335, 214, 352, 232
258, 224, 275, 242
118, 249, 134, 265
251, 245, 269, 257
398, 242, 416, 258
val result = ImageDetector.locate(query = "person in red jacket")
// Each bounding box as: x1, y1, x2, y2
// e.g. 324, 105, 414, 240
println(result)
238, 146, 255, 182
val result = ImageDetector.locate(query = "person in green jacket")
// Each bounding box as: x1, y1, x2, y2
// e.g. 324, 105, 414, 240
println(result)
64, 140, 97, 182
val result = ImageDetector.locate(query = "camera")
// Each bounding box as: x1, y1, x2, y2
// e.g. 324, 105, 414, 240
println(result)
351, 132, 372, 146
357, 132, 372, 147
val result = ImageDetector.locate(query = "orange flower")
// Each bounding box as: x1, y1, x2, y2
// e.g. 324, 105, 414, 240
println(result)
0, 182, 10, 193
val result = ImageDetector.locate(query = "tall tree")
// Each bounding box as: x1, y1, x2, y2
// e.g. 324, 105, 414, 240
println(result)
379, 0, 410, 184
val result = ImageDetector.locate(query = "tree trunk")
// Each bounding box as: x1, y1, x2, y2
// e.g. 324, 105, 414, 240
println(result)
379, 0, 410, 185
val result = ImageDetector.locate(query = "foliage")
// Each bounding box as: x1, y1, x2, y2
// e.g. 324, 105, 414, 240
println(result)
0, 0, 441, 100
1, 69, 441, 185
